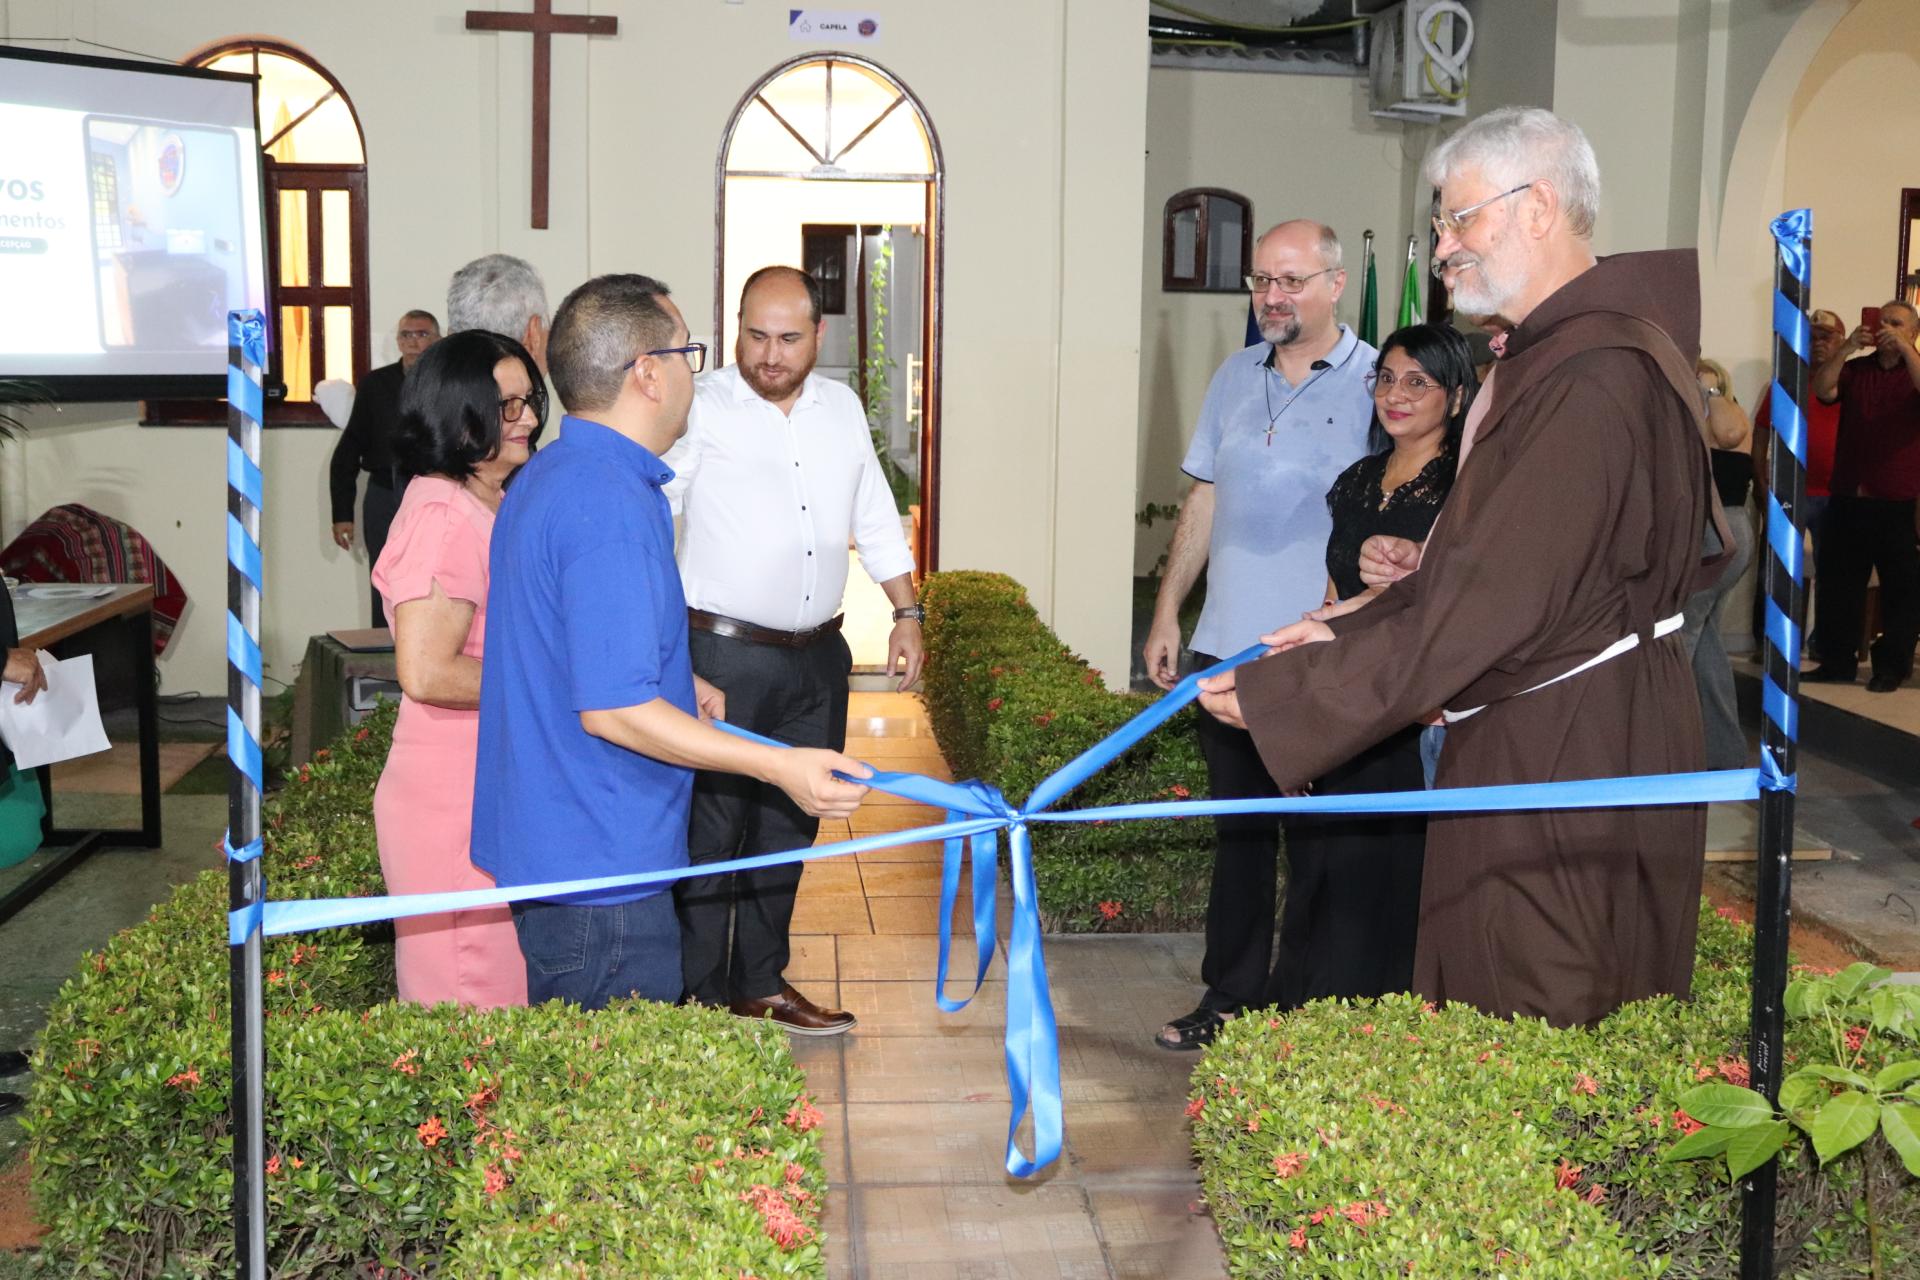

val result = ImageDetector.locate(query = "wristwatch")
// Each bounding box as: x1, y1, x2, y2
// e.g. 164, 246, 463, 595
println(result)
892, 604, 926, 623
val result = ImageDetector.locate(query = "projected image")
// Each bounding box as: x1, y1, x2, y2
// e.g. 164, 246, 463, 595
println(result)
84, 117, 248, 352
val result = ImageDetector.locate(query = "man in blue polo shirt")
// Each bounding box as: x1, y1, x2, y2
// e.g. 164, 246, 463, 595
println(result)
1141, 220, 1377, 1051
474, 272, 871, 1010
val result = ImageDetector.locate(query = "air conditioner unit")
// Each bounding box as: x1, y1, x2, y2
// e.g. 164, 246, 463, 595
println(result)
1367, 0, 1472, 121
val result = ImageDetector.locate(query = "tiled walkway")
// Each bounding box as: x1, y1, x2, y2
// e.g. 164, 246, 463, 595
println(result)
792, 693, 1228, 1279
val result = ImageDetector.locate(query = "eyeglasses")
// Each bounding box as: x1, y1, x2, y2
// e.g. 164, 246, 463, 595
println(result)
1364, 369, 1441, 398
499, 394, 542, 423
1432, 182, 1535, 241
623, 343, 708, 375
1245, 269, 1333, 296
397, 328, 437, 341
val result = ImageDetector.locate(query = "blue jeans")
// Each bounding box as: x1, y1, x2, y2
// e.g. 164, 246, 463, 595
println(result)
1419, 724, 1446, 789
510, 893, 683, 1010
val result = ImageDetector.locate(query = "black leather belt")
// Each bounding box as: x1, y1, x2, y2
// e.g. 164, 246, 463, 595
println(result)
688, 608, 844, 649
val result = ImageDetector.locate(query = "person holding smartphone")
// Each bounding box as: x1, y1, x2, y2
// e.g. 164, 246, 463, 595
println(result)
1807, 300, 1920, 692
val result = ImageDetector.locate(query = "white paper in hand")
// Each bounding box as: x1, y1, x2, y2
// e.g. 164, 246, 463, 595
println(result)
0, 652, 112, 769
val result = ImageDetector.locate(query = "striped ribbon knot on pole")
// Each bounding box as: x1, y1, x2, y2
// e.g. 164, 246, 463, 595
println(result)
224, 309, 270, 1280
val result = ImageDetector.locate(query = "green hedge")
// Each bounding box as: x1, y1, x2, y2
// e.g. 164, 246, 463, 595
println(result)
1191, 904, 1919, 1277
24, 703, 827, 1278
920, 570, 1215, 932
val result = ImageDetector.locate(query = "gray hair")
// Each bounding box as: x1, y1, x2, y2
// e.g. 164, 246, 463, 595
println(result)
446, 254, 549, 339
1424, 107, 1601, 239
548, 273, 676, 412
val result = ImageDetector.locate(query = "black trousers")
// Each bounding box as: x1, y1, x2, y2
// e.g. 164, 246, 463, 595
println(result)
1814, 496, 1920, 680
1268, 725, 1426, 1011
362, 476, 403, 626
676, 627, 852, 1004
1191, 651, 1286, 1014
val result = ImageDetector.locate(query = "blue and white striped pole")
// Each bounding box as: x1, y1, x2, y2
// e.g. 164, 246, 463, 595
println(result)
225, 310, 269, 1279
1742, 210, 1810, 1279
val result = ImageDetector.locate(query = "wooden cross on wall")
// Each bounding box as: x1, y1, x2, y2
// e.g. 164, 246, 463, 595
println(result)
466, 0, 618, 229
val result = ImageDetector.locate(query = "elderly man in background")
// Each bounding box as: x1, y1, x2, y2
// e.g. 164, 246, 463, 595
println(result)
664, 265, 919, 1036
327, 308, 440, 622
448, 253, 550, 372
1199, 106, 1726, 1029
1142, 220, 1377, 1052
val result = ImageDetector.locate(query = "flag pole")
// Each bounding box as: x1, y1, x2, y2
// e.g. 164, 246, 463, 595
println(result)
225, 311, 269, 1278
1741, 208, 1810, 1279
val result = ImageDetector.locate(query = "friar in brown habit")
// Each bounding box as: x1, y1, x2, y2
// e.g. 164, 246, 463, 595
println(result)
1197, 107, 1730, 1029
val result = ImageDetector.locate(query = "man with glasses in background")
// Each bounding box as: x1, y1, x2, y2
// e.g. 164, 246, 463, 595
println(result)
329, 308, 441, 622
473, 272, 869, 1011
1143, 220, 1376, 1052
1198, 107, 1725, 1028
663, 265, 918, 1036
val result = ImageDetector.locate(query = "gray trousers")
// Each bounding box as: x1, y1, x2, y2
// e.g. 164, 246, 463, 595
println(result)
1682, 505, 1756, 770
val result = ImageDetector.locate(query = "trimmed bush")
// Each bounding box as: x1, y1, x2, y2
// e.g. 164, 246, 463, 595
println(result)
1189, 904, 1919, 1277
920, 570, 1215, 932
24, 703, 827, 1278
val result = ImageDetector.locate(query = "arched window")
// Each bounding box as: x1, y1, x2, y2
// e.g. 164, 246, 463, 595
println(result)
150, 41, 369, 424
1162, 188, 1251, 292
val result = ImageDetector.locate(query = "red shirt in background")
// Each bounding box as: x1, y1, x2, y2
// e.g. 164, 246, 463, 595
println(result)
1828, 356, 1920, 501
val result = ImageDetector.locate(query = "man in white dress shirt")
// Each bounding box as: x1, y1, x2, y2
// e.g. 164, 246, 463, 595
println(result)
665, 265, 923, 1034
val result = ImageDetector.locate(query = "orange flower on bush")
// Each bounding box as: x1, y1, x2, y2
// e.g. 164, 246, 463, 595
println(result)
1554, 1160, 1582, 1190
1096, 900, 1123, 921
1672, 1108, 1703, 1136
986, 698, 1003, 711
265, 1154, 282, 1176
784, 1093, 823, 1132
1843, 1025, 1868, 1053
355, 726, 371, 741
1572, 1072, 1599, 1096
1288, 1227, 1308, 1249
1716, 1056, 1750, 1087
1584, 1183, 1607, 1205
482, 1164, 508, 1197
392, 1048, 420, 1076
1184, 1097, 1205, 1120
1272, 1151, 1308, 1178
1031, 712, 1055, 727
166, 1067, 201, 1091
416, 1116, 448, 1147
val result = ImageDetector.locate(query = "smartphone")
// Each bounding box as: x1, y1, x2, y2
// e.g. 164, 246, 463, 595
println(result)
1862, 305, 1883, 333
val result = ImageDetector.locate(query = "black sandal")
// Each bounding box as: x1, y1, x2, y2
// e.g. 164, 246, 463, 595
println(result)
1156, 1006, 1231, 1052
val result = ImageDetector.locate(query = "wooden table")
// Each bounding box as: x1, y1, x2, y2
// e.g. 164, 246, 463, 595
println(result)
0, 583, 160, 927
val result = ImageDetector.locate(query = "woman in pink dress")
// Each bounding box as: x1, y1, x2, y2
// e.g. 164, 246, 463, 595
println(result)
371, 329, 546, 1007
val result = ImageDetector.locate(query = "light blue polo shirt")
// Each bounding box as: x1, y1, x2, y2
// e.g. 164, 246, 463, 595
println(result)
472, 415, 698, 905
1182, 325, 1377, 657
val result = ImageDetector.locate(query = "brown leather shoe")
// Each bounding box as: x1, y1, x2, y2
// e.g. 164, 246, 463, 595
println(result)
729, 984, 857, 1036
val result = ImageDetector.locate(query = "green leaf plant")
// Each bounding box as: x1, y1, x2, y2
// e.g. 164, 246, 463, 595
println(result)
1665, 962, 1920, 1279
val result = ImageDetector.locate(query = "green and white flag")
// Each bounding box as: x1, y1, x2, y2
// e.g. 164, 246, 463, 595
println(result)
1398, 235, 1422, 327
1357, 231, 1378, 347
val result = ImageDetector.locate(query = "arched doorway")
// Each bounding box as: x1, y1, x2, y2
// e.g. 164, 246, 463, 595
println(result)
714, 54, 944, 579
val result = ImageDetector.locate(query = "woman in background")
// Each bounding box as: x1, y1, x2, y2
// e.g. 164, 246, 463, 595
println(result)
1684, 356, 1755, 770
371, 330, 545, 1007
1266, 323, 1475, 1012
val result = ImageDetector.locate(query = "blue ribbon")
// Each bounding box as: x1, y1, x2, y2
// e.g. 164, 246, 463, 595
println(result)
1772, 289, 1811, 368
1763, 492, 1803, 586
229, 899, 264, 947
1770, 209, 1812, 290
225, 833, 264, 864
241, 637, 1773, 1177
227, 437, 264, 510
1761, 673, 1799, 743
1763, 598, 1801, 673
226, 513, 263, 590
1768, 378, 1807, 468
228, 706, 262, 790
226, 611, 263, 686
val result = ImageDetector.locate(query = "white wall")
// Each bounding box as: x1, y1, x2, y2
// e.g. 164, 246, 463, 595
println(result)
1783, 0, 1920, 346
0, 0, 1149, 689
1134, 65, 1410, 574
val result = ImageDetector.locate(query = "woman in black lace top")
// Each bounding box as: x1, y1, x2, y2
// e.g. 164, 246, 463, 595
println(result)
1268, 324, 1476, 1012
